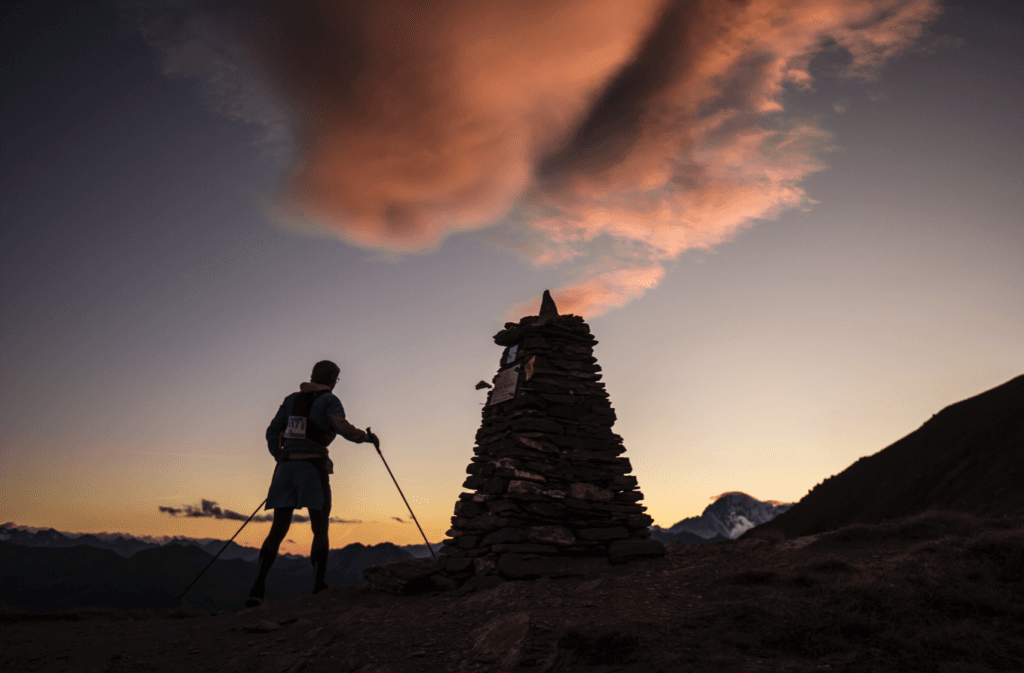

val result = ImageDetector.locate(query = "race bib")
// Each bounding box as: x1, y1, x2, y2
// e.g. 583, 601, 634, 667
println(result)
283, 416, 307, 439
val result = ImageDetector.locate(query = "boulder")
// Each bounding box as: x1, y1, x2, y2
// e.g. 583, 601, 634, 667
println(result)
473, 556, 498, 576
471, 612, 532, 669
508, 480, 544, 495
525, 526, 576, 546
460, 574, 505, 593
431, 575, 463, 591
492, 543, 557, 553
482, 528, 526, 545
443, 557, 474, 574
569, 483, 614, 502
362, 558, 441, 594
577, 527, 629, 541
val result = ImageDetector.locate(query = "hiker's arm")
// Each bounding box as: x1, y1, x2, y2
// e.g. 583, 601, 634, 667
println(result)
325, 395, 376, 446
325, 395, 378, 447
330, 416, 372, 444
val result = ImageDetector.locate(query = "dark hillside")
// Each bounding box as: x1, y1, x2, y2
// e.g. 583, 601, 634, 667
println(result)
3, 511, 1022, 673
0, 543, 253, 612
0, 539, 412, 613
749, 374, 1024, 540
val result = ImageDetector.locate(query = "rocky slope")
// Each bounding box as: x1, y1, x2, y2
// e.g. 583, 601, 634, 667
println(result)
748, 374, 1024, 541
3, 510, 1021, 673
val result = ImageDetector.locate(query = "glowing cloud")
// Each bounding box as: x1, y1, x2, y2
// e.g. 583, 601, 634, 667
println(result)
135, 0, 940, 316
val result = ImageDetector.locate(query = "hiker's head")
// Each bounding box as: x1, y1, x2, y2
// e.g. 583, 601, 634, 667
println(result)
311, 360, 340, 389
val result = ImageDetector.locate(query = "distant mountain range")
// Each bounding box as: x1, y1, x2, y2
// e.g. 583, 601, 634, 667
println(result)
0, 523, 442, 563
0, 510, 724, 614
0, 527, 162, 558
402, 542, 446, 558
650, 492, 793, 544
0, 537, 414, 613
748, 374, 1024, 540
0, 524, 449, 612
0, 525, 290, 563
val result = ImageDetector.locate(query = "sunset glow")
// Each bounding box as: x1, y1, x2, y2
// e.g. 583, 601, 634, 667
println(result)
1, 0, 1021, 555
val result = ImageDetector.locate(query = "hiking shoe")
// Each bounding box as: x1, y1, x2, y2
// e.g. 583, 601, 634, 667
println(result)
313, 582, 330, 595
245, 596, 265, 608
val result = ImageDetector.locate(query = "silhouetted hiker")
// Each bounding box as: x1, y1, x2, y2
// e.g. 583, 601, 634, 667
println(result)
246, 360, 379, 607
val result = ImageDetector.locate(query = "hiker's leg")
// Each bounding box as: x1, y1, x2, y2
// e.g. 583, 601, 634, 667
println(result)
309, 507, 330, 592
250, 507, 293, 599
310, 476, 332, 593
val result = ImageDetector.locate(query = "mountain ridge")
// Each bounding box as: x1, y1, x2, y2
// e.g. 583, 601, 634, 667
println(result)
747, 373, 1024, 540
0, 522, 438, 562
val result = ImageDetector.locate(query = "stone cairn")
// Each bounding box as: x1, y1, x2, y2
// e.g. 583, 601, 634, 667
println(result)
440, 291, 665, 582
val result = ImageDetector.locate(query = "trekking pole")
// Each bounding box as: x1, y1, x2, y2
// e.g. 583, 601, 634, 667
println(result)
178, 497, 268, 600
372, 437, 436, 559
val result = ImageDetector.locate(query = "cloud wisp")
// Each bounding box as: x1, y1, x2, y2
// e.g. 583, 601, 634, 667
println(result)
158, 499, 360, 524
133, 0, 941, 316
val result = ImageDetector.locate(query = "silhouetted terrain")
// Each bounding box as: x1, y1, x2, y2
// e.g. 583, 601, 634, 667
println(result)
0, 526, 162, 557
0, 541, 411, 613
0, 524, 300, 563
3, 510, 1021, 672
748, 374, 1024, 541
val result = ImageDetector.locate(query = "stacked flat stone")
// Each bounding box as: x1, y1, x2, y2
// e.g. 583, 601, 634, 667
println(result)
441, 292, 665, 580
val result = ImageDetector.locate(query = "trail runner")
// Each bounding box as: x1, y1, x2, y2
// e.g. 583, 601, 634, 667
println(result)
246, 360, 378, 607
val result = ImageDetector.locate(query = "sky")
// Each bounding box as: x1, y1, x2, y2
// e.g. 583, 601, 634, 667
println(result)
1, 0, 1021, 555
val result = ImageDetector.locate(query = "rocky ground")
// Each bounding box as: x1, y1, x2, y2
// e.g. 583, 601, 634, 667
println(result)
3, 511, 1021, 673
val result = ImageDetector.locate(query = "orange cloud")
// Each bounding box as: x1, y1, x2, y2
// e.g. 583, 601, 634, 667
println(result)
197, 0, 941, 313
250, 0, 665, 250
509, 264, 667, 320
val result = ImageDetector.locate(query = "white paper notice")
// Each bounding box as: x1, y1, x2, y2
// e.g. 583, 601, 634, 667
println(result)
488, 367, 519, 405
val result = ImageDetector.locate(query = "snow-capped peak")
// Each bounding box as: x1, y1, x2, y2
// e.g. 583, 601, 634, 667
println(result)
654, 492, 793, 541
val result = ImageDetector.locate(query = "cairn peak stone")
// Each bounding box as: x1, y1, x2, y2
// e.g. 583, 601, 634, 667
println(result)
443, 305, 664, 584
539, 290, 558, 318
